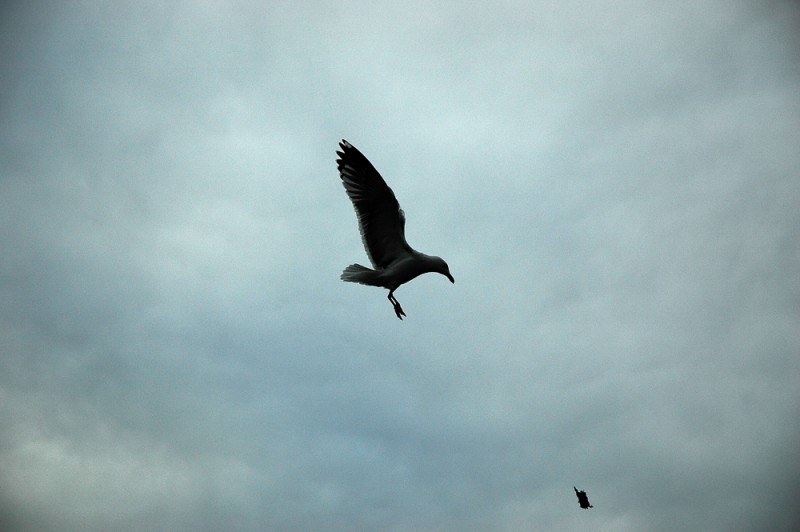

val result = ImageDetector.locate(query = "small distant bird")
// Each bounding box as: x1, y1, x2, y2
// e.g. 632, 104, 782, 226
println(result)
337, 140, 454, 319
574, 487, 593, 509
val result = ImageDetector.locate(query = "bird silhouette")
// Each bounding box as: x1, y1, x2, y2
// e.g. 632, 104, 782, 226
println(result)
337, 140, 454, 319
574, 487, 593, 509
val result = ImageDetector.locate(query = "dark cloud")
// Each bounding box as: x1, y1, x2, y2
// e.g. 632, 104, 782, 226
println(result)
1, 1, 798, 530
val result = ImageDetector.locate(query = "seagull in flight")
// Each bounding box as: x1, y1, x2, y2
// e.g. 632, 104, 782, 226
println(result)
337, 140, 454, 320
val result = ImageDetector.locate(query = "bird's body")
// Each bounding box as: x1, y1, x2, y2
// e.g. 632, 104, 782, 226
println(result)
337, 140, 454, 319
574, 487, 593, 509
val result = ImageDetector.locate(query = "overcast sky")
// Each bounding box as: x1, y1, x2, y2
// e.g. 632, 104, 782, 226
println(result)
1, 1, 799, 531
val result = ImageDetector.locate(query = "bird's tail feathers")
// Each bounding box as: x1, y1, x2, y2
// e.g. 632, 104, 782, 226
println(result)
340, 264, 383, 287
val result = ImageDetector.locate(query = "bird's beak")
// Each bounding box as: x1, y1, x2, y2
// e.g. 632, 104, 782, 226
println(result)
446, 273, 455, 284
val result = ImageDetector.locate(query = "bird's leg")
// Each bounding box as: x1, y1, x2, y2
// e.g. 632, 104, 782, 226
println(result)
387, 291, 406, 320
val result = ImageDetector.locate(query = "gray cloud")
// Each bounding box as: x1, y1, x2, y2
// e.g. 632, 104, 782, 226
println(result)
1, 1, 798, 530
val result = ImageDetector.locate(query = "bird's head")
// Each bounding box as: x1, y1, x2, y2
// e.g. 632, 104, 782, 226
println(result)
431, 256, 454, 284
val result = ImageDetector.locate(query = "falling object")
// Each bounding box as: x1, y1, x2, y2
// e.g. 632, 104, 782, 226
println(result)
574, 487, 593, 509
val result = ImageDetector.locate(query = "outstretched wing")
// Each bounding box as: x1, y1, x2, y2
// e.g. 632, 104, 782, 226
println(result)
337, 140, 412, 269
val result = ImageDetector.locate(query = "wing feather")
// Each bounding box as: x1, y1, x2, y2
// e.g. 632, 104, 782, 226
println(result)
337, 140, 412, 269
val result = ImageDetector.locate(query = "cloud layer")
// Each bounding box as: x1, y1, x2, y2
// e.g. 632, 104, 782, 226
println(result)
1, 1, 798, 530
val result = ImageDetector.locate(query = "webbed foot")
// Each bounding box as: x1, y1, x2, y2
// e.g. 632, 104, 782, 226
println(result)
388, 292, 406, 320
